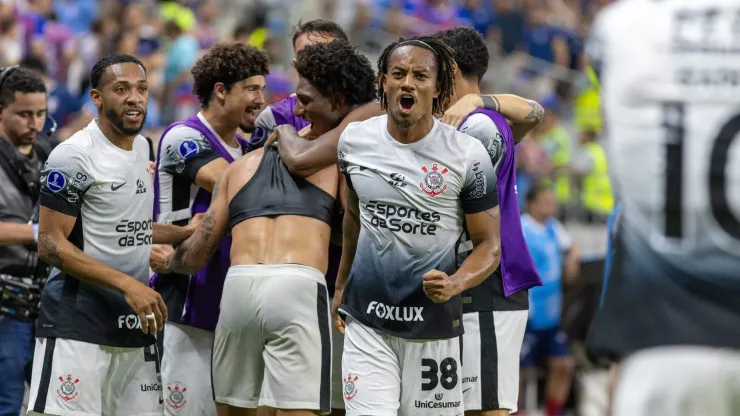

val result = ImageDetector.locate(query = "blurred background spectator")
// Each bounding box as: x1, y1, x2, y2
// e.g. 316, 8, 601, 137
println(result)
0, 0, 615, 414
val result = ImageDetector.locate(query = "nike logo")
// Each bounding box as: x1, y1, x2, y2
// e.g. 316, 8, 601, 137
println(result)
159, 398, 164, 405
111, 182, 127, 191
462, 387, 472, 394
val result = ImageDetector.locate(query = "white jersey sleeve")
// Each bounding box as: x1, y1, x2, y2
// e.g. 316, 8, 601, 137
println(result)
459, 113, 506, 175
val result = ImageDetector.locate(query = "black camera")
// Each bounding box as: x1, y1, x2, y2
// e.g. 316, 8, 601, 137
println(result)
0, 275, 43, 322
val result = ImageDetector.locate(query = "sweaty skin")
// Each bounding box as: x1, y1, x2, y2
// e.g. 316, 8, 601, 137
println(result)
165, 146, 342, 276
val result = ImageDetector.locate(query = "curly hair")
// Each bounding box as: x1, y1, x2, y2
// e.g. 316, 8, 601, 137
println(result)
291, 19, 348, 48
90, 53, 146, 89
191, 43, 270, 107
376, 36, 456, 116
0, 66, 47, 107
434, 27, 489, 83
294, 40, 377, 107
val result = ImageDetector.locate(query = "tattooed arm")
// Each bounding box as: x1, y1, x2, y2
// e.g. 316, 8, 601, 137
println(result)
480, 94, 545, 143
38, 207, 141, 291
164, 174, 231, 275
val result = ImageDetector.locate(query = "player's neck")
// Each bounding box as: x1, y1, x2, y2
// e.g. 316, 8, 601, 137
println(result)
201, 106, 239, 147
387, 115, 435, 145
451, 78, 481, 106
96, 119, 135, 151
530, 213, 549, 225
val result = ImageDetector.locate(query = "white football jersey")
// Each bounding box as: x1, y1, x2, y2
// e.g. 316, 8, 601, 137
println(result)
588, 0, 740, 355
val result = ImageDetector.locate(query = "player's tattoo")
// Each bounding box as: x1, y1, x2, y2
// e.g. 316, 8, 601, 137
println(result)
211, 181, 221, 199
168, 209, 220, 274
525, 100, 545, 125
38, 231, 63, 268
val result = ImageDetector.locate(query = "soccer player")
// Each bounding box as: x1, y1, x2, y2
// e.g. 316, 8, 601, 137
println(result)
587, 1, 740, 415
434, 26, 544, 416
252, 19, 379, 414
161, 40, 377, 416
335, 36, 501, 415
150, 43, 268, 416
27, 53, 198, 416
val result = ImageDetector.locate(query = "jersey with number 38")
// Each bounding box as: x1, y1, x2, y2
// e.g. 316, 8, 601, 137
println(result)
587, 0, 740, 356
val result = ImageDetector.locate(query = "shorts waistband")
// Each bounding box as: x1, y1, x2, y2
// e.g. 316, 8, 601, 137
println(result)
226, 264, 325, 285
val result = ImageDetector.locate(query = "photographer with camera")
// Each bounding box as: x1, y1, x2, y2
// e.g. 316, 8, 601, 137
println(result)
0, 65, 53, 416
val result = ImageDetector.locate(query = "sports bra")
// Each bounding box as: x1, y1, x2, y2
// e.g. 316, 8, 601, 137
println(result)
228, 145, 335, 229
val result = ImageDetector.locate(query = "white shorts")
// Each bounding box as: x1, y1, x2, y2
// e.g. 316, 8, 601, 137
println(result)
342, 316, 463, 416
161, 323, 216, 416
212, 264, 332, 413
461, 310, 528, 412
613, 346, 740, 416
27, 337, 162, 416
329, 296, 345, 410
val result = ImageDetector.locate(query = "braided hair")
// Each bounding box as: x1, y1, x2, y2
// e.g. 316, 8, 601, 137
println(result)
376, 36, 456, 116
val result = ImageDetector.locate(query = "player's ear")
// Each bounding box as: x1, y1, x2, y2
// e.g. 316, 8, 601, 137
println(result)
90, 88, 102, 108
330, 93, 345, 111
213, 82, 227, 102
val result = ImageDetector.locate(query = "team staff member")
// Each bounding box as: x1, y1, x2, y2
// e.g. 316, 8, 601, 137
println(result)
434, 27, 544, 416
27, 53, 198, 416
0, 66, 50, 416
162, 40, 377, 416
150, 43, 269, 416
335, 37, 501, 415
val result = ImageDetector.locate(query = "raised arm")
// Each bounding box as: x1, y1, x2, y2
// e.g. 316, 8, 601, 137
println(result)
442, 93, 545, 142
164, 170, 231, 274
38, 145, 166, 334
276, 102, 383, 177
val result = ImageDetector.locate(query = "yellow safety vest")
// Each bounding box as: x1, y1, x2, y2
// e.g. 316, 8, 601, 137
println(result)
581, 141, 614, 215
574, 66, 602, 133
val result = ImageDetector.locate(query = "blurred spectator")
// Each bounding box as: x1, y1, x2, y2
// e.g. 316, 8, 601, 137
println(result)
53, 0, 99, 34
522, 2, 570, 68
162, 19, 199, 123
489, 0, 526, 55
520, 183, 580, 416
0, 16, 22, 65
536, 94, 573, 216
570, 128, 613, 222
19, 54, 81, 145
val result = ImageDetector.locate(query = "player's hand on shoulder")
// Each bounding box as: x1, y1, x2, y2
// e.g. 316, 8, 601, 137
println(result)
331, 290, 345, 335
149, 244, 174, 274
121, 278, 167, 335
441, 93, 481, 129
422, 269, 459, 303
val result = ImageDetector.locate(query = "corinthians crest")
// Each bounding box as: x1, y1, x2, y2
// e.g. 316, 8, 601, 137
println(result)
419, 164, 449, 197
166, 384, 187, 409
57, 374, 80, 401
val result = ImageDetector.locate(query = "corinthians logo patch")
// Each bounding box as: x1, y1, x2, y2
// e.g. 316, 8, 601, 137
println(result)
419, 164, 449, 197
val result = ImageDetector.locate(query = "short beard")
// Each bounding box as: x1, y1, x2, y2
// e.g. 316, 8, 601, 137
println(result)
239, 123, 255, 133
105, 107, 147, 136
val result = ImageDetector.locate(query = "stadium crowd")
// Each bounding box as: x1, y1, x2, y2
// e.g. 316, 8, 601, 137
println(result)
0, 1, 615, 416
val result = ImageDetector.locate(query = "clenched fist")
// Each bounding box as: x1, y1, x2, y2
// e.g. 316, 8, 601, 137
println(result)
422, 269, 459, 303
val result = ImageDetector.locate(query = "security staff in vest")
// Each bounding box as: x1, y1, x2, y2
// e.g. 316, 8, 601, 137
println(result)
571, 125, 613, 222
0, 65, 52, 416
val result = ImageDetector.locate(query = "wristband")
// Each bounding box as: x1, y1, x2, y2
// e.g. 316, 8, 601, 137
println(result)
33, 224, 39, 243
481, 95, 498, 111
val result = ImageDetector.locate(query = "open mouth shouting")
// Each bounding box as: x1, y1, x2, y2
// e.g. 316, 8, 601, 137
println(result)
398, 94, 416, 115
123, 108, 144, 123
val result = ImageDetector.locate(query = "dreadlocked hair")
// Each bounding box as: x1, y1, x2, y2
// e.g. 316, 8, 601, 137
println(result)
376, 36, 456, 116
